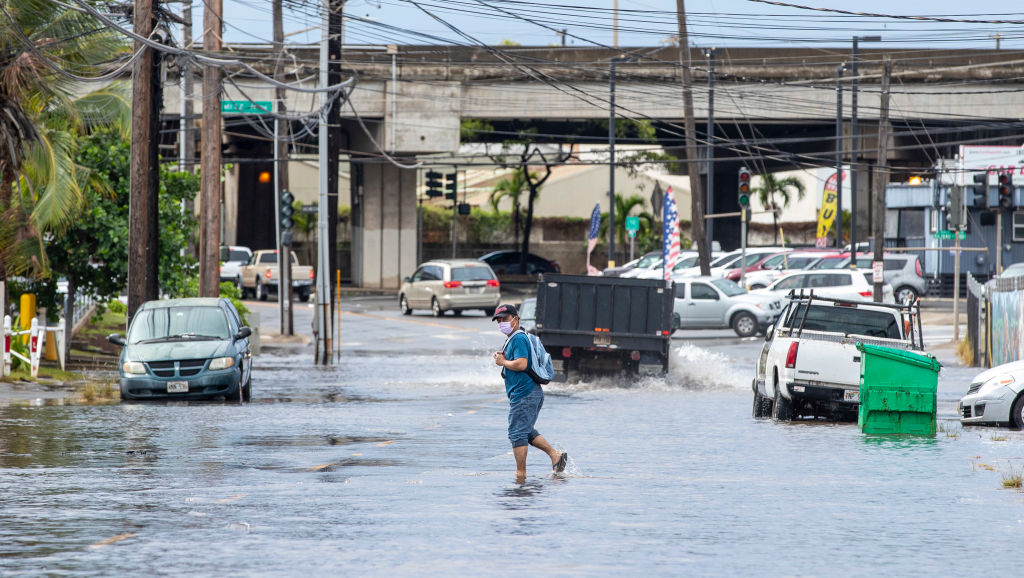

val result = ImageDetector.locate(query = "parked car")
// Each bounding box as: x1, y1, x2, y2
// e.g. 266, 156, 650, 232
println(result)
219, 245, 252, 289
478, 250, 560, 276
742, 251, 829, 290
602, 251, 661, 277
959, 360, 1024, 428
519, 297, 537, 334
755, 270, 895, 303
399, 259, 500, 317
672, 277, 784, 337
827, 253, 927, 303
107, 297, 253, 401
807, 251, 871, 270
724, 250, 797, 283
678, 248, 786, 279
632, 251, 705, 280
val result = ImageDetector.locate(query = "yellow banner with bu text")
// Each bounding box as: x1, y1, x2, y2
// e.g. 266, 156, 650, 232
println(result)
815, 171, 842, 248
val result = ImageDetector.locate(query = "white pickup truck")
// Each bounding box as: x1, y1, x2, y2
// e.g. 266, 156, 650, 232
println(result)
752, 294, 924, 421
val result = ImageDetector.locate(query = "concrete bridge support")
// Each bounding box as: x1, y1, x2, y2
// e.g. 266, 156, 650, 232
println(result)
349, 160, 419, 289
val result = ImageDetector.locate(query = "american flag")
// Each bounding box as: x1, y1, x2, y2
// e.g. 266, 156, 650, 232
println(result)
662, 186, 680, 282
586, 203, 601, 275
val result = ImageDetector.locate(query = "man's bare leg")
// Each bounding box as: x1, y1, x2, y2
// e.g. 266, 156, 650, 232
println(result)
529, 435, 563, 466
513, 445, 528, 480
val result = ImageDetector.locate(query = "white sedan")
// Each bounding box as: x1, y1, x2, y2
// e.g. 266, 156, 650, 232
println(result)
960, 361, 1024, 428
752, 270, 894, 303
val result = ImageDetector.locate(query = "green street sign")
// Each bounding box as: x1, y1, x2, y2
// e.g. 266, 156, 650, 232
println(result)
625, 216, 640, 232
221, 100, 273, 114
932, 229, 965, 240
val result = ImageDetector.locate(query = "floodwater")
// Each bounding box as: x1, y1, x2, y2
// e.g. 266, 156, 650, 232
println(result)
2, 312, 1023, 575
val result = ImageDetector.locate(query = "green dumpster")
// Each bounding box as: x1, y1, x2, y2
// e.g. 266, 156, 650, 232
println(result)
857, 343, 941, 435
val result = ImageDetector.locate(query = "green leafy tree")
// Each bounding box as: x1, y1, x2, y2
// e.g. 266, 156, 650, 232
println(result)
489, 168, 535, 247
0, 0, 127, 283
753, 173, 806, 244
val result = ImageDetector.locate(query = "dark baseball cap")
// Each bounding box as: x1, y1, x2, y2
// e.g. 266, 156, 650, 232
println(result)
491, 304, 519, 321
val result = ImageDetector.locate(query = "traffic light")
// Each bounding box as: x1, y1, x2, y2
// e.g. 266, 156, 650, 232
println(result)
947, 186, 962, 229
737, 167, 751, 209
425, 170, 443, 198
444, 172, 457, 201
280, 190, 294, 245
999, 171, 1014, 210
971, 173, 988, 209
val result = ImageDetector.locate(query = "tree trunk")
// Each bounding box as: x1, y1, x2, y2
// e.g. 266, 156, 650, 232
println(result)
520, 183, 537, 273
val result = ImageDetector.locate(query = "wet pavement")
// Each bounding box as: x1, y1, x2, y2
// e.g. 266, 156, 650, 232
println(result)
2, 297, 1023, 575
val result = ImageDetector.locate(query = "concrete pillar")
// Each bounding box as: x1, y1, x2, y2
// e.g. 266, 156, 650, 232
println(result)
354, 161, 418, 288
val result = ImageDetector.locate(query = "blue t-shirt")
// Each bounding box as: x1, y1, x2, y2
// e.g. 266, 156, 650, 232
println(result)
502, 332, 535, 402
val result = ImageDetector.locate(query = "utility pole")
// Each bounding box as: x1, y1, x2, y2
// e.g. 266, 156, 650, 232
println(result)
315, 0, 332, 364
179, 0, 194, 172
199, 0, 223, 297
128, 0, 161, 322
274, 0, 293, 335
705, 48, 716, 249
608, 56, 617, 268
612, 0, 619, 47
850, 35, 881, 263
675, 0, 709, 275
835, 62, 845, 248
327, 0, 344, 349
872, 58, 891, 303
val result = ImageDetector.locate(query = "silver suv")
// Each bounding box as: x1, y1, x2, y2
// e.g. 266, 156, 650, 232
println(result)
399, 259, 501, 317
836, 253, 927, 303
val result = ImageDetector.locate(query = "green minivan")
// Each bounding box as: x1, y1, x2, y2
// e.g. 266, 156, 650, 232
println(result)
108, 298, 253, 401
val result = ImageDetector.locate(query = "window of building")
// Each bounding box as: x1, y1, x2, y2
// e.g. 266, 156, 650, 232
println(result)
1013, 211, 1024, 242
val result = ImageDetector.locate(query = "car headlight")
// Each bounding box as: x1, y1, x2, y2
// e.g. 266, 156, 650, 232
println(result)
982, 375, 1015, 392
209, 357, 235, 370
122, 361, 147, 375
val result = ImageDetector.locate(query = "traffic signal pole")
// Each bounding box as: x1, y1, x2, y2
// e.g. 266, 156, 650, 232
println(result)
737, 167, 751, 288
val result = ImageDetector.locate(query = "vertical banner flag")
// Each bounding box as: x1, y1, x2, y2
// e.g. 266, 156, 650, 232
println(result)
586, 203, 602, 275
662, 186, 680, 282
816, 171, 841, 248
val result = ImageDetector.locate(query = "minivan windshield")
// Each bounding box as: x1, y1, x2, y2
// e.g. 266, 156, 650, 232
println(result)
128, 306, 230, 343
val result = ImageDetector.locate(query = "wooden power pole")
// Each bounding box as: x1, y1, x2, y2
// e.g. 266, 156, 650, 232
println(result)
675, 0, 709, 275
199, 0, 223, 297
128, 0, 161, 322
872, 58, 891, 303
273, 0, 294, 335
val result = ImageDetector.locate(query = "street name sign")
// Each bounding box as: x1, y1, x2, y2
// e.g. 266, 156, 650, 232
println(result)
221, 100, 273, 114
932, 229, 965, 240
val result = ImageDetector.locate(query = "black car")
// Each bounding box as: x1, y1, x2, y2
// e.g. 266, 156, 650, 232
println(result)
479, 250, 560, 276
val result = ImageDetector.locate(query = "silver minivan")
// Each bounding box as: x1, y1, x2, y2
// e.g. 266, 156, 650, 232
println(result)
399, 259, 501, 317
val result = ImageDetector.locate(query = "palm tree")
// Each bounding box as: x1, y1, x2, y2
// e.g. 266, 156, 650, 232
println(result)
489, 168, 534, 246
753, 173, 806, 244
0, 0, 126, 279
599, 194, 656, 257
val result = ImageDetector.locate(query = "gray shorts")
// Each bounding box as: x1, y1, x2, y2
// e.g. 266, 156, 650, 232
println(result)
507, 385, 543, 448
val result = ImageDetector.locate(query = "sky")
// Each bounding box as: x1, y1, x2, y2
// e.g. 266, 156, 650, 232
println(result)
209, 0, 1024, 50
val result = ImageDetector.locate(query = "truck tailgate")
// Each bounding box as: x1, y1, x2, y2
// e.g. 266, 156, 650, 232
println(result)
791, 332, 861, 388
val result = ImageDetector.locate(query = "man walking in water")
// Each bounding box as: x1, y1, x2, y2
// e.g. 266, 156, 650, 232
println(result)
492, 304, 567, 480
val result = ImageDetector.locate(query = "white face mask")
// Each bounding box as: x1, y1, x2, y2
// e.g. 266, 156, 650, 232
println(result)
498, 321, 514, 336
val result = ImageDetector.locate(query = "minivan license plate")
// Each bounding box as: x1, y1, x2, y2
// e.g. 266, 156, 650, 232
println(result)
167, 381, 189, 393
843, 390, 859, 402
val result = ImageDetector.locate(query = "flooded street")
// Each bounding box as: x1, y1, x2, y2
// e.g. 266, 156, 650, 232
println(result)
2, 298, 1023, 575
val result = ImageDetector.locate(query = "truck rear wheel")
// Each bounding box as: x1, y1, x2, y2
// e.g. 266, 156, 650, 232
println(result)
256, 278, 268, 301
772, 381, 793, 421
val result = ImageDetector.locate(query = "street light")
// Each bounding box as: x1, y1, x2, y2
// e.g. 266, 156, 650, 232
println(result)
608, 54, 633, 267
849, 35, 881, 264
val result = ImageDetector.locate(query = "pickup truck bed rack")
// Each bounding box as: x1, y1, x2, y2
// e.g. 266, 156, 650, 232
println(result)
783, 290, 924, 351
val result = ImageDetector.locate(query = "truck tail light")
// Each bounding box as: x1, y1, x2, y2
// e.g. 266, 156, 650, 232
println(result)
265, 268, 272, 279
858, 290, 872, 297
785, 342, 799, 368
443, 281, 462, 288
561, 347, 572, 358
486, 279, 500, 287
630, 350, 641, 361
309, 269, 315, 280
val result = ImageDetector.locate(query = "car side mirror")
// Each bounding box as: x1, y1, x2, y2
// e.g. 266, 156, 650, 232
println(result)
235, 327, 252, 340
765, 325, 774, 340
107, 334, 126, 346
403, 276, 411, 283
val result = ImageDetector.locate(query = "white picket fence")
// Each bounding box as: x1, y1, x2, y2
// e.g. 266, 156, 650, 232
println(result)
3, 315, 66, 378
